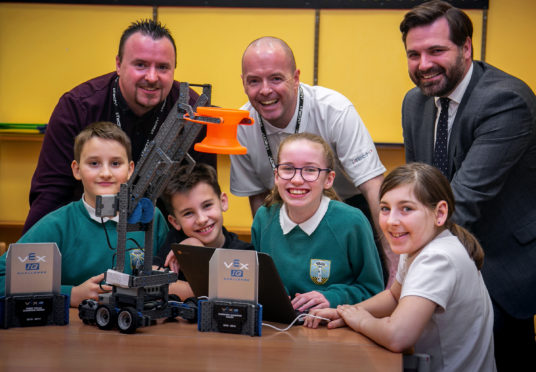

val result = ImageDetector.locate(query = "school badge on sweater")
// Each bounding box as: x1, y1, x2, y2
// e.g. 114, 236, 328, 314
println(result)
310, 259, 331, 285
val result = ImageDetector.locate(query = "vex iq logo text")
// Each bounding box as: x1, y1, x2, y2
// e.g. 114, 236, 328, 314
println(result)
224, 259, 249, 278
18, 252, 47, 271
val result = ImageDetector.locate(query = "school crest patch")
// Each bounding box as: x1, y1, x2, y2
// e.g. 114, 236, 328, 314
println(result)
310, 259, 331, 285
129, 249, 145, 272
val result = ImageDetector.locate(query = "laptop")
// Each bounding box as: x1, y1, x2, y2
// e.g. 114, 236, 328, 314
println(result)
171, 243, 300, 324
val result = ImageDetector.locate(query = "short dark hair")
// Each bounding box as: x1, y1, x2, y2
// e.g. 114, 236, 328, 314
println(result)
162, 163, 222, 214
118, 19, 177, 67
74, 121, 132, 162
400, 0, 473, 48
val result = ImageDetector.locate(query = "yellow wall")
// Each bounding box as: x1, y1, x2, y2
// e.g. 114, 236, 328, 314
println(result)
0, 4, 154, 123
161, 7, 315, 107
1, 1, 535, 243
486, 0, 536, 90
319, 9, 482, 143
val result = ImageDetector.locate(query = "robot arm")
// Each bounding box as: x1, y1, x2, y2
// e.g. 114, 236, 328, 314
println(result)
97, 83, 215, 275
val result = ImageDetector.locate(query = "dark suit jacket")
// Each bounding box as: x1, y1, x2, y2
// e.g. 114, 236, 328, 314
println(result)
402, 61, 536, 318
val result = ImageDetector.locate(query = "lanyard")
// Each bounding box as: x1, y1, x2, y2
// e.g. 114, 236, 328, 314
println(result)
259, 86, 304, 171
112, 77, 167, 147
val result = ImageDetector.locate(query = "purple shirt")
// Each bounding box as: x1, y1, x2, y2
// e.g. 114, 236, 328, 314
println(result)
24, 72, 216, 232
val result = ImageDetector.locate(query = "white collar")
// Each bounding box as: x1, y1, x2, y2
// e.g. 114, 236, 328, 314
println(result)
435, 62, 473, 106
82, 195, 119, 223
280, 195, 330, 235
435, 228, 453, 240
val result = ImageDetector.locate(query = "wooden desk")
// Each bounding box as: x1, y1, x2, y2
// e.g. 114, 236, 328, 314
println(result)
0, 310, 401, 371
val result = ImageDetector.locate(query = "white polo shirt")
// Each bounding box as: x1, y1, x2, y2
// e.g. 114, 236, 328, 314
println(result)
230, 83, 385, 200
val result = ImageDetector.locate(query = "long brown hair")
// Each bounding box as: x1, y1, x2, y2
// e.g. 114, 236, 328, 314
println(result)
380, 162, 484, 269
264, 132, 341, 207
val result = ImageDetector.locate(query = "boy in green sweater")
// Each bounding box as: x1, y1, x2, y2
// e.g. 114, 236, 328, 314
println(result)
0, 121, 168, 306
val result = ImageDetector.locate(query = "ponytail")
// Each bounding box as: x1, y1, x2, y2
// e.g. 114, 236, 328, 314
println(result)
264, 188, 280, 207
446, 221, 484, 270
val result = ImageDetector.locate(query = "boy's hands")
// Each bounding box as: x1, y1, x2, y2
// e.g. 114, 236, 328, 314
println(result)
70, 273, 112, 307
164, 250, 180, 274
163, 237, 205, 273
168, 280, 195, 300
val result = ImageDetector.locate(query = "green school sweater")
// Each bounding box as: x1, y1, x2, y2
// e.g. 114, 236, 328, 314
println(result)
0, 199, 168, 298
252, 200, 383, 307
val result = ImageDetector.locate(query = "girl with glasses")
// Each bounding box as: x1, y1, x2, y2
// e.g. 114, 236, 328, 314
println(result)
251, 133, 384, 312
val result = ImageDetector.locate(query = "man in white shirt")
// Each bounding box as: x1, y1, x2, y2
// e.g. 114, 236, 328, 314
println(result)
230, 36, 389, 283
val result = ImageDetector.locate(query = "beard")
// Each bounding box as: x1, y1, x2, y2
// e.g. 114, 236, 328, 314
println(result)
410, 51, 467, 97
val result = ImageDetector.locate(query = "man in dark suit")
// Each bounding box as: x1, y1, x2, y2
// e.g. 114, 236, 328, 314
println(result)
400, 1, 536, 370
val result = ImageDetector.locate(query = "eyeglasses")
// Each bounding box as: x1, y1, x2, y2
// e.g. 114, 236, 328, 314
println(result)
275, 164, 332, 182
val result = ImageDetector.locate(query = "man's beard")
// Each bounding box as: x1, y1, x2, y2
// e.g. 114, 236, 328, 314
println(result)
411, 52, 466, 97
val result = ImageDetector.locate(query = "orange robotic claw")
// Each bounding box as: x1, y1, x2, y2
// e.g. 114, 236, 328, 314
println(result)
183, 107, 254, 155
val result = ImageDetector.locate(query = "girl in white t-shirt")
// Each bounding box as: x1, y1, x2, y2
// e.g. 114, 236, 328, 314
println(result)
305, 162, 496, 372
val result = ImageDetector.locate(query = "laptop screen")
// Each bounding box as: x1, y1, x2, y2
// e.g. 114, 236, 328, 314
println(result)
171, 244, 299, 324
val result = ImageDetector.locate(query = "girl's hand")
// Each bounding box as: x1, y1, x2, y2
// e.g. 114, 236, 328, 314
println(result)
291, 291, 329, 312
337, 304, 373, 333
70, 273, 112, 307
303, 307, 345, 329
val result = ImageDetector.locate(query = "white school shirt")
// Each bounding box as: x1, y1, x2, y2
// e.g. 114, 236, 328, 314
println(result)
397, 230, 496, 372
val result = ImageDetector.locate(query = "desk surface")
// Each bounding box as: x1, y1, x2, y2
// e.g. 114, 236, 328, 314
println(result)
0, 310, 401, 371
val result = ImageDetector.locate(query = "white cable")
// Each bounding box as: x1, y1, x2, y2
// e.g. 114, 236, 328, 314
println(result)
262, 313, 331, 332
